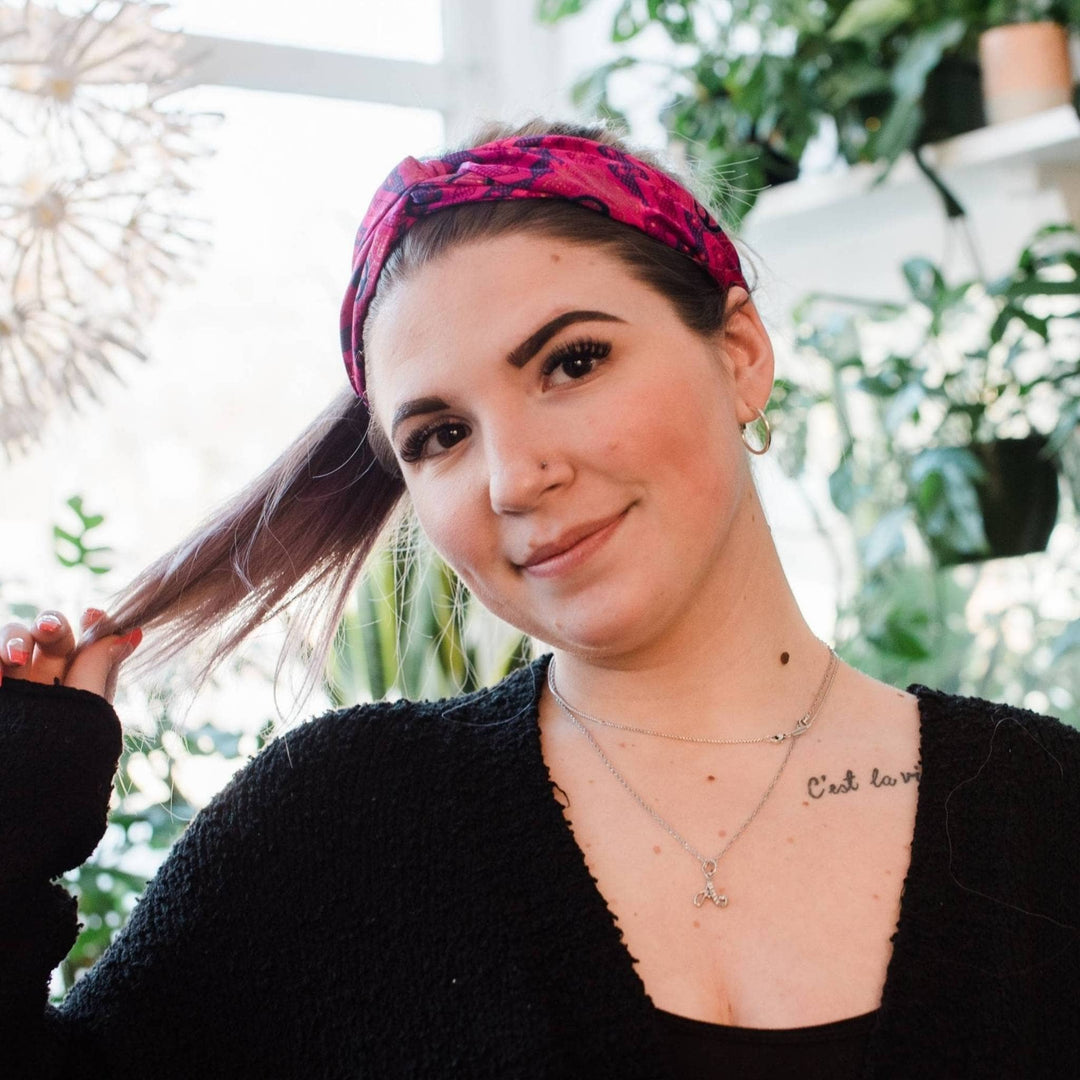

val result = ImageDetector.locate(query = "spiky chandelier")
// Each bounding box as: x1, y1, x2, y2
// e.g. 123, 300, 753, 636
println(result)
0, 0, 213, 456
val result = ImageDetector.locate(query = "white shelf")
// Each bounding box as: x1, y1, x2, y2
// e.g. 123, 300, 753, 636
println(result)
751, 105, 1080, 226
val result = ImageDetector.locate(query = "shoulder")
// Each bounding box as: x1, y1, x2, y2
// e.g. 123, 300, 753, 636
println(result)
213, 657, 548, 810
910, 684, 1080, 823
910, 683, 1080, 768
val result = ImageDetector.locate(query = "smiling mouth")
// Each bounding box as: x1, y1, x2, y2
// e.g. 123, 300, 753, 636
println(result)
517, 509, 630, 574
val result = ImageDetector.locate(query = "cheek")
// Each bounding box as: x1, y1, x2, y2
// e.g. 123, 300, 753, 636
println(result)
409, 482, 490, 582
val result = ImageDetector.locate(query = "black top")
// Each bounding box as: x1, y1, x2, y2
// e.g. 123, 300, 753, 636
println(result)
656, 1006, 878, 1077
2, 660, 1079, 1078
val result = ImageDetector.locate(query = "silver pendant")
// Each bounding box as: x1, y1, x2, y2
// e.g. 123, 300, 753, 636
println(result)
692, 858, 729, 908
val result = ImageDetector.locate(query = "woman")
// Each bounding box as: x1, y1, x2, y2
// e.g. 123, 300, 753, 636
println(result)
2, 120, 1077, 1078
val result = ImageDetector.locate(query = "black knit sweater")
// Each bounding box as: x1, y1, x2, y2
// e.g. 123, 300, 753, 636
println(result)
2, 659, 1078, 1078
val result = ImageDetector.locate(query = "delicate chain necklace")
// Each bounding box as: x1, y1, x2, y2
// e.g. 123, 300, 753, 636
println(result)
547, 648, 840, 909
547, 645, 838, 746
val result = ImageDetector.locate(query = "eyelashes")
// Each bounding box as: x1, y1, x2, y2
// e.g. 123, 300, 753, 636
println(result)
541, 337, 612, 381
397, 335, 614, 464
398, 420, 467, 463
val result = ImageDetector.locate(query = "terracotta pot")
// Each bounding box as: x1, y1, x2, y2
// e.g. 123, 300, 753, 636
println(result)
978, 21, 1074, 125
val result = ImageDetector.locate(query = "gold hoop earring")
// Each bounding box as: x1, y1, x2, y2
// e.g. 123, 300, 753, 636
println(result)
740, 407, 771, 456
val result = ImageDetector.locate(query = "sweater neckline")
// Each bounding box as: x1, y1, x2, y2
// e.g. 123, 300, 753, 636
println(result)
513, 655, 935, 1044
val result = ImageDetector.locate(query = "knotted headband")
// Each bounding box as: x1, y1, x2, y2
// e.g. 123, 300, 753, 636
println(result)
340, 133, 748, 399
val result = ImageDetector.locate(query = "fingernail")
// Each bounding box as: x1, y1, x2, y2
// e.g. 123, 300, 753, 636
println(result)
36, 613, 63, 632
82, 608, 106, 628
6, 638, 30, 665
117, 628, 143, 651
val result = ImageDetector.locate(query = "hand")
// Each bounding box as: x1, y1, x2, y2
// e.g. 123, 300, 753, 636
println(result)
0, 609, 142, 703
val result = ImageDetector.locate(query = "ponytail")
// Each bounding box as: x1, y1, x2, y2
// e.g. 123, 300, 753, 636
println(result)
87, 387, 406, 707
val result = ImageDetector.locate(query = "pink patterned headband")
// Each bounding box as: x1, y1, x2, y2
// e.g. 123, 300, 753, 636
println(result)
339, 133, 747, 399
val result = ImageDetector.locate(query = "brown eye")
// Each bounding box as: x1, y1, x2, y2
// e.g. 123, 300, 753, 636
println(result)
399, 420, 471, 463
435, 424, 467, 449
542, 338, 612, 385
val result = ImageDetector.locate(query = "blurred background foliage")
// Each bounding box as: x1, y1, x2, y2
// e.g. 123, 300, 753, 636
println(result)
771, 221, 1079, 718
539, 0, 1080, 224
326, 519, 531, 706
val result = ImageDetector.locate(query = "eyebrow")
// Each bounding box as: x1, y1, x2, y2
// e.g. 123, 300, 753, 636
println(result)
390, 309, 625, 439
505, 309, 624, 369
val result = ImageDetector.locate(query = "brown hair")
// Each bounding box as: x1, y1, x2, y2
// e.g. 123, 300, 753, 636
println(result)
94, 118, 748, 706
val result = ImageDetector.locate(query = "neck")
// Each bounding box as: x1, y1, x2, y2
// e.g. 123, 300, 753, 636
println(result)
546, 498, 831, 742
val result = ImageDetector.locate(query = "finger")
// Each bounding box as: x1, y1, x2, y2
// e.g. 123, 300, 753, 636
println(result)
66, 628, 142, 703
79, 608, 107, 636
0, 621, 34, 681
28, 610, 77, 684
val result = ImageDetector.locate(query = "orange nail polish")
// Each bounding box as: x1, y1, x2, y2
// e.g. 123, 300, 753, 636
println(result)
118, 628, 143, 650
7, 639, 30, 665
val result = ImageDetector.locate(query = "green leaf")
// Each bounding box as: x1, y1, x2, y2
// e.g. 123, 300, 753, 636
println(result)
829, 0, 914, 43
871, 96, 923, 166
829, 457, 858, 513
612, 0, 645, 41
867, 609, 932, 661
901, 256, 946, 309
909, 447, 989, 557
860, 507, 910, 571
999, 279, 1080, 299
884, 380, 926, 433
535, 0, 591, 22
52, 496, 112, 575
890, 20, 966, 103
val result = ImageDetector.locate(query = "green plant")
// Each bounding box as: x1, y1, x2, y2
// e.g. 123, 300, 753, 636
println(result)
538, 0, 1079, 223
326, 520, 532, 705
786, 222, 1079, 561
773, 222, 1080, 719
53, 494, 112, 575
984, 0, 1080, 25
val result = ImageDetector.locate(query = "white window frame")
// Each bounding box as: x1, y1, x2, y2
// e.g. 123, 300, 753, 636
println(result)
178, 0, 568, 141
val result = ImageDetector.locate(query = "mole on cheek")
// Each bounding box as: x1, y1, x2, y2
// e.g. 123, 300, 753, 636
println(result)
780, 651, 790, 665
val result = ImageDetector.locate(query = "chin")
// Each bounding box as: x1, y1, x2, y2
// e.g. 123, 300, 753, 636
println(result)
528, 594, 672, 662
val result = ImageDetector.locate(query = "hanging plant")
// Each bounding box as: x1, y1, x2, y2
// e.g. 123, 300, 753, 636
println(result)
778, 222, 1080, 567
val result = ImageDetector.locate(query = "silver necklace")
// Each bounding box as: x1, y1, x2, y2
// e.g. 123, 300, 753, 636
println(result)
547, 648, 839, 909
547, 645, 838, 746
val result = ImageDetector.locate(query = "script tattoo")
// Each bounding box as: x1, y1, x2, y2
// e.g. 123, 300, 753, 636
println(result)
806, 765, 921, 800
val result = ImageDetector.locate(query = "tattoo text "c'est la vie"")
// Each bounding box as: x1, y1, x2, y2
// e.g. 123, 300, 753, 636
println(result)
806, 765, 922, 800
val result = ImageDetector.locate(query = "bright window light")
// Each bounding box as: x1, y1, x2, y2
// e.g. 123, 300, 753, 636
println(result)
159, 0, 443, 62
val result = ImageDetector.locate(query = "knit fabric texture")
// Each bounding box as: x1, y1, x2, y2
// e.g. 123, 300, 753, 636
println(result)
2, 661, 1078, 1078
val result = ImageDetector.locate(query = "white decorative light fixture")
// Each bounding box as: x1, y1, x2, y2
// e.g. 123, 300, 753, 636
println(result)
0, 0, 214, 455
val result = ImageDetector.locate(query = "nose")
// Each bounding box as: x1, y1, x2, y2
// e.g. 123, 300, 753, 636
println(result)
485, 421, 567, 514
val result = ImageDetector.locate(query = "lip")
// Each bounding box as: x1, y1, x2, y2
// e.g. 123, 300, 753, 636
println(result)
516, 509, 629, 576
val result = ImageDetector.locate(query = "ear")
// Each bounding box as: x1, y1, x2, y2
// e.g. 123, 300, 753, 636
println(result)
714, 287, 774, 425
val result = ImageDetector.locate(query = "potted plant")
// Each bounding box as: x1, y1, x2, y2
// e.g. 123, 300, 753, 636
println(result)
978, 1, 1078, 124
775, 222, 1080, 566
538, 0, 1079, 222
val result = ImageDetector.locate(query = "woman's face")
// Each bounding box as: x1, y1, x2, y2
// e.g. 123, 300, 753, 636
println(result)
364, 231, 773, 662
